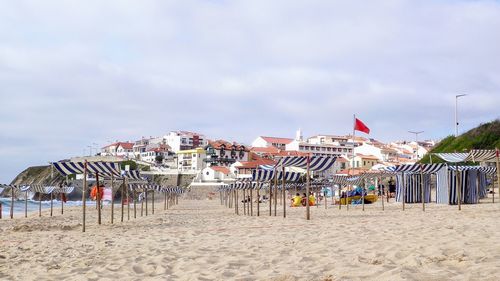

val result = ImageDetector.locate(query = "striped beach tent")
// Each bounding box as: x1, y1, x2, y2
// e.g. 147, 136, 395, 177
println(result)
252, 170, 302, 182
436, 165, 495, 205
395, 173, 431, 203
51, 186, 75, 194
275, 156, 337, 171
52, 161, 121, 177
434, 150, 498, 163
29, 185, 57, 194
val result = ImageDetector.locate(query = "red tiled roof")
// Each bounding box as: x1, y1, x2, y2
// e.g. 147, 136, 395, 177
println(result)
103, 142, 134, 150
209, 140, 249, 151
356, 154, 379, 160
209, 166, 230, 175
260, 136, 293, 145
250, 146, 281, 154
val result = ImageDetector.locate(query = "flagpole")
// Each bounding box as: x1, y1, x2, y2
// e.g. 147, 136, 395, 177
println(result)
349, 114, 356, 209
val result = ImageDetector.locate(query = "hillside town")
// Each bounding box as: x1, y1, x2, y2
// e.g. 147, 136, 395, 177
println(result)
94, 129, 435, 186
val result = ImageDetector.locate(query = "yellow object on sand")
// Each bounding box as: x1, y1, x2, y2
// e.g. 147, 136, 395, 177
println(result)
339, 194, 378, 205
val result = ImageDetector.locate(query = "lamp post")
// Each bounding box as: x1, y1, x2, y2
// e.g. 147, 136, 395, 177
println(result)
455, 94, 467, 137
408, 131, 424, 160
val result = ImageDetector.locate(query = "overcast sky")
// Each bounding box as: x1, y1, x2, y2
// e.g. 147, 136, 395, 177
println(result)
1, 0, 499, 182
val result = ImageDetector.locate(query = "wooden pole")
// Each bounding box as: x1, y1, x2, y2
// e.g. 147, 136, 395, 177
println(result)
111, 174, 114, 224
133, 189, 137, 218
121, 179, 125, 222
141, 189, 144, 216
10, 186, 14, 219
257, 178, 260, 216
25, 190, 28, 218
50, 192, 53, 217
306, 154, 311, 220
126, 179, 130, 220
145, 189, 148, 216
164, 191, 167, 210
420, 164, 425, 212
282, 166, 286, 218
152, 190, 155, 215
250, 187, 253, 216
243, 189, 246, 215
275, 171, 278, 216
82, 161, 87, 232
96, 173, 101, 225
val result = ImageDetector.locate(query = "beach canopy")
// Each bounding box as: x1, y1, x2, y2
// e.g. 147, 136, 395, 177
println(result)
433, 149, 498, 163
52, 161, 121, 177
275, 156, 337, 171
128, 184, 183, 194
394, 163, 445, 173
252, 170, 301, 182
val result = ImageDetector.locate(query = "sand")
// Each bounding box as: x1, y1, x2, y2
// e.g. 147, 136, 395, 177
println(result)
1, 197, 500, 281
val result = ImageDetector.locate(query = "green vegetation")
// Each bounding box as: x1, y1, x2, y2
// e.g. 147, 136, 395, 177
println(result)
120, 160, 138, 170
421, 119, 500, 163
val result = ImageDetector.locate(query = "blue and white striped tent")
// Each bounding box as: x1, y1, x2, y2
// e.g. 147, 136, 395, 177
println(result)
434, 150, 498, 163
274, 156, 337, 171
52, 161, 121, 177
436, 165, 496, 204
394, 164, 445, 203
252, 170, 302, 182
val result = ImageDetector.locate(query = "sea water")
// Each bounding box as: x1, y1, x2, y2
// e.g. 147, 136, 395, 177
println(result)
0, 197, 108, 217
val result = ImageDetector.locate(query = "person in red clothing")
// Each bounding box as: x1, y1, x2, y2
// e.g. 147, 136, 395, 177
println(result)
90, 184, 104, 201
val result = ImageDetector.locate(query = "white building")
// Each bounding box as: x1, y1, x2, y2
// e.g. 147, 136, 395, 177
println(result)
164, 131, 208, 153
285, 140, 353, 157
177, 148, 207, 173
200, 166, 232, 182
140, 145, 172, 164
101, 142, 135, 158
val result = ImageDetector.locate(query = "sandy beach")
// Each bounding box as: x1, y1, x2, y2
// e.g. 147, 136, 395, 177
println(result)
1, 197, 500, 281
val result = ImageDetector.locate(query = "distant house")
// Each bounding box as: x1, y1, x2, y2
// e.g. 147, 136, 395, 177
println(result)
164, 131, 208, 153
251, 136, 293, 150
101, 142, 135, 158
349, 154, 379, 169
140, 144, 172, 164
204, 140, 249, 167
201, 166, 232, 182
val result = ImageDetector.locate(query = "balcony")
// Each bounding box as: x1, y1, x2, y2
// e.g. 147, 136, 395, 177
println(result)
204, 157, 236, 164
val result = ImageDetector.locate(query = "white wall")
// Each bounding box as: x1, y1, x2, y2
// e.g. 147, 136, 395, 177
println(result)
251, 137, 268, 148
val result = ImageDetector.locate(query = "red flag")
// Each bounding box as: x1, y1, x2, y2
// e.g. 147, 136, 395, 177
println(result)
354, 118, 370, 134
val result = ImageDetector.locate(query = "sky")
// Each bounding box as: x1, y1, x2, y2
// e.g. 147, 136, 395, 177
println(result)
1, 0, 500, 182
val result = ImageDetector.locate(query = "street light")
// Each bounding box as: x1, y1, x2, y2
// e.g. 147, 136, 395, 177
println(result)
408, 130, 424, 159
455, 94, 467, 137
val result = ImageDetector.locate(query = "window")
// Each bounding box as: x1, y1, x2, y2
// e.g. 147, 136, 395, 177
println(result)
363, 161, 366, 166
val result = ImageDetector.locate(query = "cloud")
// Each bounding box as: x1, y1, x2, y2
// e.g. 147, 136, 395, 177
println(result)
0, 0, 500, 182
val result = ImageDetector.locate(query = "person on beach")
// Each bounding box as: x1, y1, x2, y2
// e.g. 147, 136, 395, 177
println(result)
301, 193, 307, 206
308, 192, 316, 206
388, 177, 396, 198
90, 184, 104, 201
291, 193, 302, 207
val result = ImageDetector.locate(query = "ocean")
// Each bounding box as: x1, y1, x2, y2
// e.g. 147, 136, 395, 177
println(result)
0, 197, 107, 217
